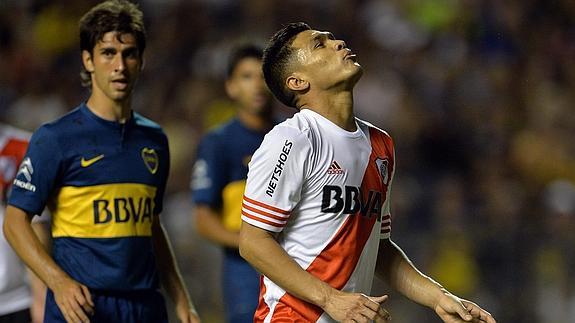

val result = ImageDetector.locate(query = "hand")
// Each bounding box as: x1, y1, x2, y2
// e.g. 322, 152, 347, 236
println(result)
323, 289, 391, 323
434, 291, 496, 323
52, 277, 94, 323
175, 302, 201, 323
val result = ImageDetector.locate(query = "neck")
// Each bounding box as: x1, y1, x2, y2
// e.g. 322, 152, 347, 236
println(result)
237, 106, 273, 132
86, 92, 132, 123
300, 89, 356, 131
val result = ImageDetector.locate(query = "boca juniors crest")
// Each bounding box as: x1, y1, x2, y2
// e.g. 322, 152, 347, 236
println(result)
141, 147, 159, 174
375, 157, 389, 186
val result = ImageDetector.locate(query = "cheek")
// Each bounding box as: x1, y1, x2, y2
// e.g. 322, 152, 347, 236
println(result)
131, 62, 142, 73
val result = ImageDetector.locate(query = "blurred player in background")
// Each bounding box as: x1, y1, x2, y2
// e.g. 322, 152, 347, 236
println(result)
191, 44, 275, 322
239, 22, 496, 323
2, 1, 199, 322
0, 124, 48, 323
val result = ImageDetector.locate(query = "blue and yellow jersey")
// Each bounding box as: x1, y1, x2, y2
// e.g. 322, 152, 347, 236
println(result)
8, 103, 169, 291
191, 118, 269, 232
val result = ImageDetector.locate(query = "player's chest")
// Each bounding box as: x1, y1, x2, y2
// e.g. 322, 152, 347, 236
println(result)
309, 138, 393, 217
62, 137, 166, 185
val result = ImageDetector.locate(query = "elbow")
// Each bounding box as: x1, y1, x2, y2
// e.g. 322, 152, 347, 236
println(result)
2, 212, 16, 246
239, 223, 275, 265
194, 220, 209, 240
193, 211, 210, 240
238, 228, 249, 260
238, 245, 248, 261
3, 206, 32, 247
238, 226, 256, 263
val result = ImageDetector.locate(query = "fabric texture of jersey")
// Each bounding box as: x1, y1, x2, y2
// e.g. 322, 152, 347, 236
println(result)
191, 117, 270, 322
8, 104, 170, 291
191, 117, 269, 232
0, 124, 31, 316
242, 109, 395, 322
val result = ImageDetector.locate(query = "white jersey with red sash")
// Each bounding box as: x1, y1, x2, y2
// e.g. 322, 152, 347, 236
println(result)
0, 124, 31, 315
242, 109, 395, 322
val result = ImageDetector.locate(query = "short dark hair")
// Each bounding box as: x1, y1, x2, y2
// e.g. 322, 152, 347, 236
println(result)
227, 44, 263, 79
79, 0, 146, 87
262, 22, 311, 108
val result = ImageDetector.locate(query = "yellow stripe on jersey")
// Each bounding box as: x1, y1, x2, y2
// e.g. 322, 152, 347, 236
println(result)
51, 183, 157, 238
221, 180, 246, 232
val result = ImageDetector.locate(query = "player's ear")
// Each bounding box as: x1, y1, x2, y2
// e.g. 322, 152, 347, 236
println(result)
286, 73, 309, 92
82, 50, 95, 73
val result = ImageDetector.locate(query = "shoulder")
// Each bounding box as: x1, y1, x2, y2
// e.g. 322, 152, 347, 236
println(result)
199, 118, 237, 142
356, 118, 392, 138
31, 106, 84, 139
263, 112, 313, 149
21, 107, 82, 156
195, 122, 235, 153
269, 111, 314, 140
133, 112, 164, 132
356, 118, 394, 144
133, 112, 168, 141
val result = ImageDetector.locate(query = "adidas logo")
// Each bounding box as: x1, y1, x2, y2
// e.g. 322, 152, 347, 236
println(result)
327, 160, 345, 175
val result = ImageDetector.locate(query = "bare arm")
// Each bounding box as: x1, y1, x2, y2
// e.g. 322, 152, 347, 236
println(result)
152, 215, 200, 323
3, 205, 93, 323
28, 220, 51, 323
239, 222, 389, 322
376, 239, 495, 323
377, 239, 445, 307
193, 205, 238, 248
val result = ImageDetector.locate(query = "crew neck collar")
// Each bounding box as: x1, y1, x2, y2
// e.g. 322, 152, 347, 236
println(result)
300, 108, 362, 138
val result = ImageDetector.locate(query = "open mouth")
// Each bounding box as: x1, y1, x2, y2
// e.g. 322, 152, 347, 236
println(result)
344, 53, 357, 61
112, 79, 129, 90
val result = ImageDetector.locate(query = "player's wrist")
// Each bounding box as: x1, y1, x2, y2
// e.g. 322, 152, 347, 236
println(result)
431, 287, 451, 311
46, 269, 73, 292
316, 283, 339, 311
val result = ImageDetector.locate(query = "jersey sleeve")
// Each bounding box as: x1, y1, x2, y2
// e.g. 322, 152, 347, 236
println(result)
241, 125, 310, 233
154, 131, 170, 215
190, 132, 225, 208
8, 125, 63, 215
380, 136, 395, 240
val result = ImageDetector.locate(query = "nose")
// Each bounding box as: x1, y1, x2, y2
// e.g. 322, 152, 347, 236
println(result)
335, 40, 346, 51
114, 55, 125, 72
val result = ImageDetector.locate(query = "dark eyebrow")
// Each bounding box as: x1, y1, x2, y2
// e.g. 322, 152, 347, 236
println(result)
98, 44, 139, 55
311, 32, 335, 44
99, 46, 116, 53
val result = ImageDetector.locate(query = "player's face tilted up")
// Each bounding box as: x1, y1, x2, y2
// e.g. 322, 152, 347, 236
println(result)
288, 29, 363, 91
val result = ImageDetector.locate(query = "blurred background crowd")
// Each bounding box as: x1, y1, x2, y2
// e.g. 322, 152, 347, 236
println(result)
1, 0, 574, 322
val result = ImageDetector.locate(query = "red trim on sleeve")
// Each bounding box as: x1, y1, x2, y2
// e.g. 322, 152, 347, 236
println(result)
243, 195, 290, 215
242, 202, 290, 221
242, 211, 285, 228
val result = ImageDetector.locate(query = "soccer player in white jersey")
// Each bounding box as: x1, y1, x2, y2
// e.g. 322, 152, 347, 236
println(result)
238, 22, 496, 323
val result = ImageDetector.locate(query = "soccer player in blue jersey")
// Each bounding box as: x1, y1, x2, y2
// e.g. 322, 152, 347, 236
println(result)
2, 1, 200, 322
191, 44, 274, 322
